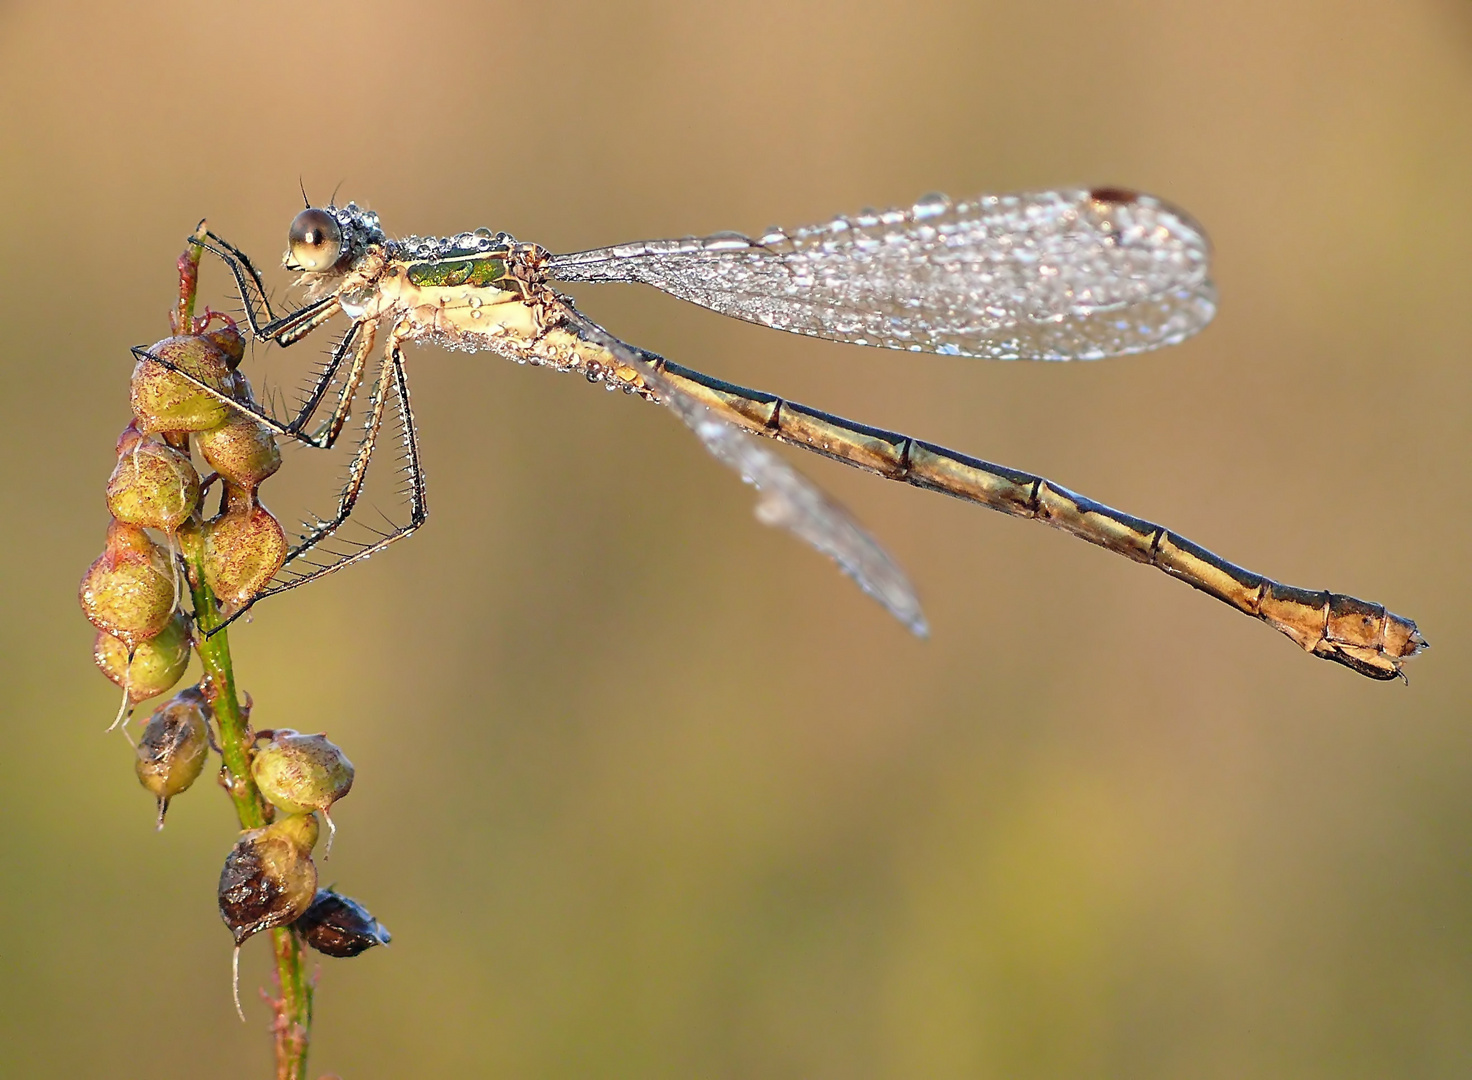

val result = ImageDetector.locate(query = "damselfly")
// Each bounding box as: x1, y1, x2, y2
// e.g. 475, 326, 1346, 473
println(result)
149, 188, 1423, 679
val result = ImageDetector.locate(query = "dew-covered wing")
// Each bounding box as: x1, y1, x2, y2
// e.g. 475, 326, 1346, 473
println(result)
557, 304, 928, 637
549, 189, 1215, 361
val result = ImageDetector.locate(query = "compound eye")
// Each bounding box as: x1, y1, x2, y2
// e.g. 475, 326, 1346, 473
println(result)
287, 208, 343, 271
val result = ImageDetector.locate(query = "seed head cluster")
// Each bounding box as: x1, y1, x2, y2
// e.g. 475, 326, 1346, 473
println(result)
81, 316, 286, 716
80, 261, 388, 1032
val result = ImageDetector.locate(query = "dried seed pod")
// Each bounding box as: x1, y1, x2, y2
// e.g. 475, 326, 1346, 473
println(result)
252, 730, 354, 854
218, 813, 320, 945
195, 412, 281, 493
105, 437, 201, 532
135, 686, 212, 827
218, 813, 319, 1018
203, 487, 287, 609
130, 334, 239, 434
94, 610, 191, 704
78, 519, 176, 645
294, 888, 391, 958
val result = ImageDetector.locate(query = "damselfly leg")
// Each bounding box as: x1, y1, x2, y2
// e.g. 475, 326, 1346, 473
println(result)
260, 337, 427, 604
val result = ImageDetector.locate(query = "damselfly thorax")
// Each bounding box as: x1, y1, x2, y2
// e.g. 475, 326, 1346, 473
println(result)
299, 223, 656, 397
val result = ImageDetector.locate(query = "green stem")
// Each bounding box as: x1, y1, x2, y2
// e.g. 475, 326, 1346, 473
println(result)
187, 545, 314, 1079
188, 557, 262, 824
175, 231, 313, 1080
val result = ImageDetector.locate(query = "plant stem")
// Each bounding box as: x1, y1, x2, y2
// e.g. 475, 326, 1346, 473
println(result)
176, 221, 206, 332
175, 227, 313, 1080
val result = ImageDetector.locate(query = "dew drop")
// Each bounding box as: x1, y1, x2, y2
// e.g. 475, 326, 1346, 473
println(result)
912, 192, 952, 219
339, 288, 373, 319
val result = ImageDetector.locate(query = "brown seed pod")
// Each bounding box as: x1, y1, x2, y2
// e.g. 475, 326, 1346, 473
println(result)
195, 412, 281, 494
135, 686, 212, 827
218, 812, 320, 1018
78, 519, 176, 645
218, 813, 320, 945
202, 487, 288, 609
251, 730, 354, 855
129, 334, 239, 434
294, 888, 391, 958
94, 610, 191, 705
105, 436, 201, 533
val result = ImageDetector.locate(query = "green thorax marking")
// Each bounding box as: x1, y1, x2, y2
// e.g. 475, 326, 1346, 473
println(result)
403, 250, 512, 289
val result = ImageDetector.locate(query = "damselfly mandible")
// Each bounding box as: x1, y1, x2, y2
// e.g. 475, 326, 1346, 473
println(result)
147, 188, 1423, 680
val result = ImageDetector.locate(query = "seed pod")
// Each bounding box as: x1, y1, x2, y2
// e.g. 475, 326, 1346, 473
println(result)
195, 412, 281, 493
94, 610, 191, 704
252, 730, 354, 855
202, 323, 245, 370
135, 686, 212, 827
78, 519, 176, 645
294, 888, 392, 958
270, 810, 321, 853
105, 437, 201, 532
130, 334, 237, 434
218, 813, 319, 1018
203, 487, 287, 609
219, 814, 319, 944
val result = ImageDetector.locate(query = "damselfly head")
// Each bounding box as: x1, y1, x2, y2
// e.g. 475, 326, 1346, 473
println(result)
285, 207, 342, 271
284, 202, 384, 274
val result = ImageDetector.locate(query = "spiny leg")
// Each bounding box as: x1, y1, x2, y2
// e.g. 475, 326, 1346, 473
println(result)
305, 320, 376, 450
286, 331, 395, 564
260, 294, 343, 348
200, 232, 340, 345
200, 231, 278, 332
388, 342, 428, 531
213, 335, 426, 628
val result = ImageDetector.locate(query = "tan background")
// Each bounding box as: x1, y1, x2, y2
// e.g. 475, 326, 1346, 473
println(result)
2, 1, 1469, 1076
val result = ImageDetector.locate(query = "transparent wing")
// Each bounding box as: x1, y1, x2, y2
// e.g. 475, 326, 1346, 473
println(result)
550, 188, 1215, 361
557, 303, 928, 637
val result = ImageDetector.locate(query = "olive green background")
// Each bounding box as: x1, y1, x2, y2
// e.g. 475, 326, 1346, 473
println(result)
2, 2, 1470, 1077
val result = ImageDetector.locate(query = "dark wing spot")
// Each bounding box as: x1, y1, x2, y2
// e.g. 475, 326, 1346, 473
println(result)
1088, 186, 1140, 206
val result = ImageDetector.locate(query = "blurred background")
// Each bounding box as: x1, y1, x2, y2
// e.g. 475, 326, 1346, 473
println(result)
2, 1, 1469, 1076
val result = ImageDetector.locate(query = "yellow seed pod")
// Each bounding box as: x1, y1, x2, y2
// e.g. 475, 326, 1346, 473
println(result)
196, 412, 281, 493
129, 335, 236, 434
271, 811, 321, 854
105, 438, 201, 532
135, 686, 212, 827
94, 610, 191, 704
252, 730, 354, 854
203, 488, 288, 608
252, 730, 354, 816
78, 520, 176, 645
